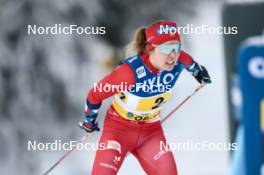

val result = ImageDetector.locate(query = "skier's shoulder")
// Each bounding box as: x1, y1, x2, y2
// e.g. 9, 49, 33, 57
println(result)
111, 57, 136, 84
121, 54, 145, 72
114, 61, 134, 75
119, 54, 148, 80
178, 50, 193, 66
179, 50, 192, 59
122, 54, 142, 66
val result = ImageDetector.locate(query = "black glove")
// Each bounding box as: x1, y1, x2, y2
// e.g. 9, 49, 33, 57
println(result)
191, 62, 212, 84
79, 116, 100, 133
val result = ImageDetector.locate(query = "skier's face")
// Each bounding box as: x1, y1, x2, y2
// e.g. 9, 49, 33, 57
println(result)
150, 40, 181, 71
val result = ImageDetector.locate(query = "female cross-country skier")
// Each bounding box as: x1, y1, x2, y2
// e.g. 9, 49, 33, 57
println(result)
79, 21, 211, 175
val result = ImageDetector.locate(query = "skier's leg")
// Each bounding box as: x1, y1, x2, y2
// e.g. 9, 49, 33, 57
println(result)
91, 131, 129, 175
132, 129, 178, 175
91, 109, 137, 175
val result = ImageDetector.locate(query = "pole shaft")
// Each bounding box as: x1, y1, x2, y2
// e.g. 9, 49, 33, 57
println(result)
43, 133, 90, 175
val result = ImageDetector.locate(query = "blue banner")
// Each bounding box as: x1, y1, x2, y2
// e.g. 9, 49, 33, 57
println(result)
237, 36, 264, 175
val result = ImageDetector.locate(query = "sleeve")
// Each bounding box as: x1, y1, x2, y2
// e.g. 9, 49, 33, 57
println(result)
85, 63, 136, 119
178, 50, 194, 68
178, 50, 199, 74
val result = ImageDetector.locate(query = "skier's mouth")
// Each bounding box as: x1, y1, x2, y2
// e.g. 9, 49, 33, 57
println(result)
166, 60, 175, 66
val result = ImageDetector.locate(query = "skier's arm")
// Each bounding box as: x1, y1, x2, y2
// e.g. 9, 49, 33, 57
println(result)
80, 64, 136, 132
178, 51, 211, 84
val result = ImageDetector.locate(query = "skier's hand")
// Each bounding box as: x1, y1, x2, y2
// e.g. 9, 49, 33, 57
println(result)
192, 63, 211, 84
79, 117, 100, 133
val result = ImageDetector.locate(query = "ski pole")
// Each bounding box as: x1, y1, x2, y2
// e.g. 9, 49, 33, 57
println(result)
43, 84, 205, 174
43, 133, 91, 175
161, 83, 205, 124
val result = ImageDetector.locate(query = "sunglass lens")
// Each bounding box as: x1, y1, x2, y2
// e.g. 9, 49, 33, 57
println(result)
158, 44, 180, 54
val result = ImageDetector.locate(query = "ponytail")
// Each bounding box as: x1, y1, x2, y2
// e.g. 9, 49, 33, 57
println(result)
126, 27, 147, 57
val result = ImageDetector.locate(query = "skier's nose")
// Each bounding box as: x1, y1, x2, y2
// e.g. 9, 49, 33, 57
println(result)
168, 50, 178, 59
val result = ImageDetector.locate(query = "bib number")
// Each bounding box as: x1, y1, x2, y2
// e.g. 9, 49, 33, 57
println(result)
136, 92, 171, 111
152, 97, 165, 109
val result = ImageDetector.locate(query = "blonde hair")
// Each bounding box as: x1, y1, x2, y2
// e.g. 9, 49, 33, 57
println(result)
126, 27, 148, 57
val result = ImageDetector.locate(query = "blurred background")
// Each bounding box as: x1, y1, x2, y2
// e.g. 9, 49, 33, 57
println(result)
0, 0, 263, 174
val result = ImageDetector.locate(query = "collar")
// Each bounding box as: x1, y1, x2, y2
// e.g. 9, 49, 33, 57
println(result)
140, 53, 160, 74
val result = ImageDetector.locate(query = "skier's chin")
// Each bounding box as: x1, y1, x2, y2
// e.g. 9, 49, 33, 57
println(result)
162, 64, 174, 71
